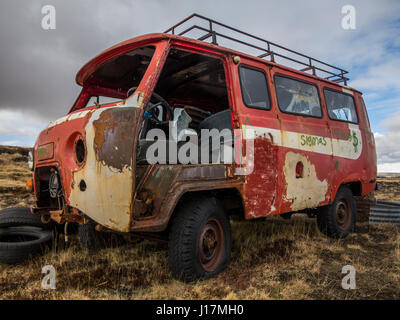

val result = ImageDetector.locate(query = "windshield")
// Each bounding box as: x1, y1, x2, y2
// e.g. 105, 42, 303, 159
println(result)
71, 45, 156, 112
88, 46, 155, 90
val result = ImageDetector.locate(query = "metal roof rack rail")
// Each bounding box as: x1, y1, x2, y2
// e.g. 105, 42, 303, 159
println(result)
164, 13, 349, 85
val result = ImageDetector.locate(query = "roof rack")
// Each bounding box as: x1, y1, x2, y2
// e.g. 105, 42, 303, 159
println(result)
164, 13, 349, 85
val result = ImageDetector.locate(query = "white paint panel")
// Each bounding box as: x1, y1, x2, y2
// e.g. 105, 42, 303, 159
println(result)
68, 107, 133, 232
242, 124, 362, 160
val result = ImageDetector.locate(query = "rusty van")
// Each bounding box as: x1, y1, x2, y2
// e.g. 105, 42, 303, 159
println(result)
29, 14, 377, 281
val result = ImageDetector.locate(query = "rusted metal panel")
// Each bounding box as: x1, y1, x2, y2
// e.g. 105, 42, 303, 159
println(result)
68, 106, 141, 232
93, 107, 136, 171
178, 165, 226, 180
131, 176, 243, 232
132, 165, 180, 220
241, 136, 278, 218
129, 163, 238, 229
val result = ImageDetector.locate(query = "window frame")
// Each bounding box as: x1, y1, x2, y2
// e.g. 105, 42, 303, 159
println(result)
323, 87, 359, 124
238, 64, 271, 111
273, 73, 324, 119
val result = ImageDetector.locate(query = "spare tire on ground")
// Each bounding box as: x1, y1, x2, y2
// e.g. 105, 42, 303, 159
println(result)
0, 207, 52, 229
0, 226, 52, 264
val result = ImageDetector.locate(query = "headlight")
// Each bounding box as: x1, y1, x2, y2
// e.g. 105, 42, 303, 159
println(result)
49, 171, 60, 198
28, 151, 34, 171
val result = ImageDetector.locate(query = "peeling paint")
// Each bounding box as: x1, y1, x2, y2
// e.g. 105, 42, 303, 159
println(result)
93, 107, 136, 171
242, 135, 278, 218
46, 110, 91, 129
283, 151, 328, 211
68, 106, 139, 232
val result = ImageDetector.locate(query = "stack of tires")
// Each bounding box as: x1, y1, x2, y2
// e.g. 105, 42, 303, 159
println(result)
0, 207, 53, 264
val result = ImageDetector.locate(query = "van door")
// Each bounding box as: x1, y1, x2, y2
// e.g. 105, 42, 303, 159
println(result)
233, 59, 280, 218
323, 87, 365, 195
271, 69, 333, 213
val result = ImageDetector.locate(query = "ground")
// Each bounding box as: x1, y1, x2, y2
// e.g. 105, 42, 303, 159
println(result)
0, 145, 399, 299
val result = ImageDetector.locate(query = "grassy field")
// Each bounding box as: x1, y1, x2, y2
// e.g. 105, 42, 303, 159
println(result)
0, 145, 399, 299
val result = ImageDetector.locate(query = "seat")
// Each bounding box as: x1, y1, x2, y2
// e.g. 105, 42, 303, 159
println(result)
137, 109, 234, 164
198, 109, 234, 164
198, 109, 233, 133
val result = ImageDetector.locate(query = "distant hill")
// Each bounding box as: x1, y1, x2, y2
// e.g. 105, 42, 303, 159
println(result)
0, 145, 31, 156
378, 172, 400, 178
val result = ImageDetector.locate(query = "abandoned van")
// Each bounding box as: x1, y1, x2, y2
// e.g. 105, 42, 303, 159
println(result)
28, 14, 376, 281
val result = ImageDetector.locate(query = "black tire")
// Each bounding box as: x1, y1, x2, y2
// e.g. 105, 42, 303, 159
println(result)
0, 207, 52, 229
317, 186, 356, 239
0, 227, 52, 264
78, 223, 125, 251
78, 223, 107, 251
168, 197, 231, 282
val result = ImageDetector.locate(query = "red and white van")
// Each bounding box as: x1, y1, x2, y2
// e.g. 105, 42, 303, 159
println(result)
29, 14, 377, 281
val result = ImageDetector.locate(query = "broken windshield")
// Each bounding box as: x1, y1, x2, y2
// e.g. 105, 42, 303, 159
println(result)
71, 45, 156, 112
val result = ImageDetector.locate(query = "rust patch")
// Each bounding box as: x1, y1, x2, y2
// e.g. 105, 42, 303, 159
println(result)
243, 136, 278, 218
93, 107, 139, 171
178, 165, 227, 181
133, 165, 180, 221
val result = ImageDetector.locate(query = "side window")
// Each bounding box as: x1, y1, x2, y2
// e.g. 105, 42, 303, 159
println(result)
358, 96, 371, 127
324, 89, 358, 123
239, 65, 271, 110
274, 75, 322, 117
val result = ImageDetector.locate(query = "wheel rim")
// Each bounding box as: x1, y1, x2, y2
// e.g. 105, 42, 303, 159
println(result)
198, 218, 224, 272
335, 198, 351, 231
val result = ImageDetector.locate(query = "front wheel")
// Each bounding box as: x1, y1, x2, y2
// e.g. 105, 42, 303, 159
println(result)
317, 186, 356, 239
168, 197, 231, 282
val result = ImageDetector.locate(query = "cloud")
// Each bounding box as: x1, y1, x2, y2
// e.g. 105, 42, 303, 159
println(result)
351, 57, 400, 93
0, 109, 47, 147
374, 112, 400, 172
0, 0, 399, 169
378, 162, 400, 173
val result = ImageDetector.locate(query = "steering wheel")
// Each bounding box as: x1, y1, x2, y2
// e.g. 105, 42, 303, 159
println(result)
127, 86, 173, 125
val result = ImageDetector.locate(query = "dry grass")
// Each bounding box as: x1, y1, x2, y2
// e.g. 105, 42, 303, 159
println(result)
0, 146, 399, 300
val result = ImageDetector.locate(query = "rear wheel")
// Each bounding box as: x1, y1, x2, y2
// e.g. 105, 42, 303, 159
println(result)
168, 197, 231, 282
317, 186, 356, 239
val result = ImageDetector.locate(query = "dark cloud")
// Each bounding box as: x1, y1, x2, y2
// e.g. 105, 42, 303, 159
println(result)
0, 0, 178, 119
0, 0, 400, 166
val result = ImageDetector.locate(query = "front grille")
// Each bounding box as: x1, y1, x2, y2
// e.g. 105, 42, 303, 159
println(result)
35, 166, 64, 208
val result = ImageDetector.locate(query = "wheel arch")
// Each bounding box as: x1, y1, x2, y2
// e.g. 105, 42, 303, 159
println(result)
166, 187, 245, 230
332, 180, 362, 201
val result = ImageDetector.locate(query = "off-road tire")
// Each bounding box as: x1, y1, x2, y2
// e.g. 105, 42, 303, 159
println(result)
0, 207, 52, 229
78, 223, 108, 251
0, 227, 52, 264
317, 186, 356, 239
78, 223, 125, 251
168, 197, 231, 282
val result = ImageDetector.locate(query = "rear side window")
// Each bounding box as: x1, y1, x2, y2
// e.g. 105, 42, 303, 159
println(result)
324, 89, 358, 123
239, 66, 270, 110
358, 96, 371, 127
274, 75, 322, 117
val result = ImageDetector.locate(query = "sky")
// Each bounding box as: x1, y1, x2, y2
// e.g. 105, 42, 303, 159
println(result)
0, 0, 399, 172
